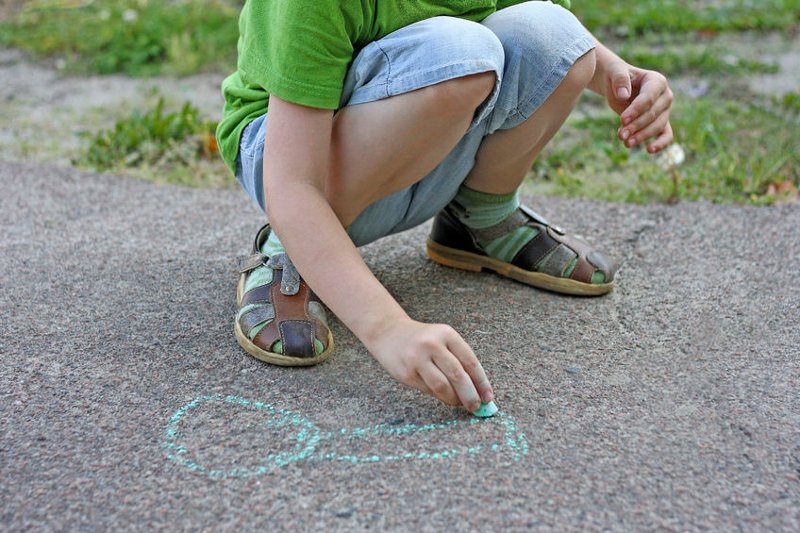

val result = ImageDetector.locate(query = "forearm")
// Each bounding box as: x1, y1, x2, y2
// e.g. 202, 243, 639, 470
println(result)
267, 182, 409, 347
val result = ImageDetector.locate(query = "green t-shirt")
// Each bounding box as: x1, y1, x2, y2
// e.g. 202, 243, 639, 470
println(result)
216, 0, 566, 173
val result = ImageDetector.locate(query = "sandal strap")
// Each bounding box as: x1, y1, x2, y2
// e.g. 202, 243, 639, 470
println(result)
536, 243, 578, 278
238, 303, 275, 333
569, 255, 596, 283
241, 283, 272, 308
511, 229, 560, 271
237, 253, 268, 273
251, 269, 329, 357
237, 224, 274, 273
469, 209, 529, 246
468, 204, 568, 248
266, 252, 300, 296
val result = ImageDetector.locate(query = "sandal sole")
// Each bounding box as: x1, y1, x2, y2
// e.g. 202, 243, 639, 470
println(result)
234, 275, 335, 367
426, 239, 614, 297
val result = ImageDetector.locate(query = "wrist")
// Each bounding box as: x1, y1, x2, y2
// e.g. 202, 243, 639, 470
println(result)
358, 310, 413, 352
588, 42, 628, 97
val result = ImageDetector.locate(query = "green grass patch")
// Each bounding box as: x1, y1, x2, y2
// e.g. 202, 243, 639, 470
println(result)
0, 0, 239, 76
573, 0, 800, 37
78, 96, 229, 187
527, 91, 799, 205
618, 44, 778, 77
774, 91, 800, 114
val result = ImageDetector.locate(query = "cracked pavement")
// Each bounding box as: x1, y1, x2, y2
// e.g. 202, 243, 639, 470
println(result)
1, 160, 799, 530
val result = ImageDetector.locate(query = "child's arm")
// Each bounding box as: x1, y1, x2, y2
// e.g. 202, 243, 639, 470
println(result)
587, 37, 674, 154
262, 95, 494, 412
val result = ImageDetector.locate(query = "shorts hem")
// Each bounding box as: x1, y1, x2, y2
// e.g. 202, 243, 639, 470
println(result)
508, 34, 596, 129
345, 59, 503, 132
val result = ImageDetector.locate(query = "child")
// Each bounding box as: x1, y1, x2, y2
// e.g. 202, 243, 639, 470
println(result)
216, 0, 674, 413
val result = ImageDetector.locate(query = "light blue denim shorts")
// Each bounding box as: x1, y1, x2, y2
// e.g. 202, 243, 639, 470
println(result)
236, 1, 595, 246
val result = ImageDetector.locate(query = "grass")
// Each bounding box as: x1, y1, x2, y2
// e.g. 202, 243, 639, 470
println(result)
3, 0, 795, 77
0, 0, 239, 76
77, 95, 228, 188
526, 88, 800, 205
775, 91, 800, 114
615, 44, 778, 77
573, 0, 800, 37
2, 0, 797, 203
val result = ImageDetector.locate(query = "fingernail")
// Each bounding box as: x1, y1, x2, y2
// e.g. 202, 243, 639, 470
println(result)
621, 129, 629, 140
482, 389, 494, 403
617, 87, 630, 99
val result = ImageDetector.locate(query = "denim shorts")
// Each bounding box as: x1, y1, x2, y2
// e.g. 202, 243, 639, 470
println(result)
236, 1, 595, 247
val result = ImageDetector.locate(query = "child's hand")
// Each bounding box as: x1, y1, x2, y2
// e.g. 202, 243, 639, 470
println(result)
603, 60, 674, 154
366, 318, 493, 413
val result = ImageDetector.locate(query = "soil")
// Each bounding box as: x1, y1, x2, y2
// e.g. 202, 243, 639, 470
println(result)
0, 0, 27, 21
0, 47, 225, 166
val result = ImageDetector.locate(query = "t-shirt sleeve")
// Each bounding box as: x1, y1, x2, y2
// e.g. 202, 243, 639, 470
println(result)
238, 0, 355, 109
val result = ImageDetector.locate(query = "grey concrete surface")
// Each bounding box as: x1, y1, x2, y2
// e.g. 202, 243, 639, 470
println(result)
1, 160, 798, 531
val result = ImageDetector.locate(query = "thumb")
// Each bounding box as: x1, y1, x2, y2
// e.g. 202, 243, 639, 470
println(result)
609, 63, 632, 101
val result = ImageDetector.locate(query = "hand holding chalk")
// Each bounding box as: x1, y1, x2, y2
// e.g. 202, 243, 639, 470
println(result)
366, 319, 493, 412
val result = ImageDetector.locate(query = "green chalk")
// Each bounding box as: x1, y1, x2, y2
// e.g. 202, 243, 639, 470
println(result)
472, 401, 498, 418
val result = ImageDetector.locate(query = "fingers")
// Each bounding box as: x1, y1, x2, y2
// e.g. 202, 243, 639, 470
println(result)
619, 71, 670, 124
621, 108, 671, 149
431, 350, 482, 412
646, 122, 674, 154
608, 61, 632, 102
385, 321, 491, 413
417, 365, 461, 407
446, 334, 493, 404
628, 113, 670, 149
619, 90, 673, 146
615, 71, 673, 150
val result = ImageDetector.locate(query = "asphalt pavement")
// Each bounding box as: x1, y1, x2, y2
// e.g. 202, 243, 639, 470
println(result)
1, 160, 798, 530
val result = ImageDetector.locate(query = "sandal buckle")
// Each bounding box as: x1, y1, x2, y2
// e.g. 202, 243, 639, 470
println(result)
267, 253, 301, 296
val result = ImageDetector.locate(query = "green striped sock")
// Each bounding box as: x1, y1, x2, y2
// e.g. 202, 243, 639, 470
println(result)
451, 185, 539, 263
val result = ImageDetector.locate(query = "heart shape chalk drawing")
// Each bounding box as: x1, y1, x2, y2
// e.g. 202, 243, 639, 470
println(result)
163, 395, 528, 479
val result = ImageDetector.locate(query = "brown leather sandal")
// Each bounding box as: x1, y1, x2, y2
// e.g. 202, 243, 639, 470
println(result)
234, 224, 334, 366
427, 203, 617, 296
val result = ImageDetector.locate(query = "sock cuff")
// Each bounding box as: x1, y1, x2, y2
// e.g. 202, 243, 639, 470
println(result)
261, 229, 286, 256
455, 184, 518, 205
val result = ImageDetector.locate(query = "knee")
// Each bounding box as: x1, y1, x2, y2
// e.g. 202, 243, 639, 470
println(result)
562, 48, 596, 93
414, 17, 504, 118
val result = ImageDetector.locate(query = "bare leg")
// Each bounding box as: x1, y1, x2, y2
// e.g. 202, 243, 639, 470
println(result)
325, 71, 496, 227
463, 49, 597, 195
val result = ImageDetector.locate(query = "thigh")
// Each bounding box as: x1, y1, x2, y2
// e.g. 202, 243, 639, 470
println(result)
238, 16, 507, 246
341, 17, 508, 246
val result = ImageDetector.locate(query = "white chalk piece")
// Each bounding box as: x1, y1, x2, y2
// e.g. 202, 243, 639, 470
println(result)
472, 401, 498, 418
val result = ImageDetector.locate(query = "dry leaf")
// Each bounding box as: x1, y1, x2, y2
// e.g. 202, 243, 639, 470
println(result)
766, 180, 798, 204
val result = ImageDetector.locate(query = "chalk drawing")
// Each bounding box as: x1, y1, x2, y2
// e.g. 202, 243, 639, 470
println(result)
163, 394, 528, 479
